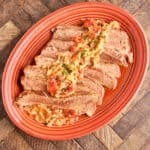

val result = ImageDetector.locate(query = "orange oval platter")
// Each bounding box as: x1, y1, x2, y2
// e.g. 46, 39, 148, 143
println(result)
2, 2, 148, 140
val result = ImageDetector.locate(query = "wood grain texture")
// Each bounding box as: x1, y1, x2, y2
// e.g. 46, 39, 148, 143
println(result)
0, 141, 9, 150
0, 118, 15, 141
117, 114, 150, 150
113, 104, 145, 139
94, 125, 123, 150
134, 0, 150, 67
22, 0, 50, 22
4, 130, 33, 150
119, 0, 146, 14
12, 8, 33, 32
52, 140, 83, 150
17, 129, 57, 150
76, 134, 107, 150
113, 92, 150, 140
122, 69, 150, 114
0, 95, 6, 120
0, 0, 149, 150
135, 92, 150, 116
109, 113, 123, 127
0, 20, 20, 50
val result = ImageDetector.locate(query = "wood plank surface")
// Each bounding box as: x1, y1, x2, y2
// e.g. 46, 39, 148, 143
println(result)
94, 125, 123, 150
76, 134, 107, 150
4, 130, 33, 150
0, 118, 15, 141
0, 0, 150, 150
0, 20, 20, 50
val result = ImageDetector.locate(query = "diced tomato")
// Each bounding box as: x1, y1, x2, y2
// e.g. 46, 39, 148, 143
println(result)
47, 85, 57, 96
94, 26, 100, 33
88, 32, 95, 39
64, 109, 76, 117
47, 76, 58, 96
67, 84, 73, 92
70, 44, 77, 52
78, 68, 81, 74
73, 36, 83, 43
69, 110, 76, 116
71, 53, 78, 62
83, 19, 94, 28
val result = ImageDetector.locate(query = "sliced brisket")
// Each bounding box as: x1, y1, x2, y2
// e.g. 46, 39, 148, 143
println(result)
100, 29, 133, 66
34, 55, 54, 68
16, 91, 100, 116
95, 62, 121, 78
21, 76, 47, 91
47, 39, 73, 51
100, 49, 129, 67
23, 65, 47, 78
53, 25, 84, 40
85, 68, 117, 89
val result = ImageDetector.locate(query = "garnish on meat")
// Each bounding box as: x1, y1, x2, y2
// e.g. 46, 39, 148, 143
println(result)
15, 19, 133, 127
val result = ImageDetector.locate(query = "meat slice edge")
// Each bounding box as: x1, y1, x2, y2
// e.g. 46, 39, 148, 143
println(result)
53, 25, 84, 40
85, 68, 117, 89
15, 91, 100, 116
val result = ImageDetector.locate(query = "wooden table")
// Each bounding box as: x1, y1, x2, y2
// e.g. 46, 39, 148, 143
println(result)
0, 0, 149, 150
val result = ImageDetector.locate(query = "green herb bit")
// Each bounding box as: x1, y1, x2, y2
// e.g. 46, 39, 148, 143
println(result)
62, 70, 68, 75
81, 50, 87, 57
62, 88, 67, 92
62, 63, 68, 68
83, 34, 88, 40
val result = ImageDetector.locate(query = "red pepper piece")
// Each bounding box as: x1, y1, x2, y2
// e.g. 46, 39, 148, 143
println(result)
67, 84, 73, 92
47, 77, 58, 96
70, 44, 77, 52
83, 19, 94, 28
73, 36, 84, 43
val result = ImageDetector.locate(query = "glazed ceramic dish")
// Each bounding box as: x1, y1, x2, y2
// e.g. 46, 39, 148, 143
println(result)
2, 2, 148, 140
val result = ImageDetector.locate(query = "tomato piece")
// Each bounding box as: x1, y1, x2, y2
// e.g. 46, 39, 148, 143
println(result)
73, 36, 83, 43
67, 84, 73, 92
71, 53, 78, 62
88, 33, 95, 39
70, 44, 77, 52
83, 19, 94, 28
94, 26, 100, 33
69, 110, 76, 116
64, 109, 76, 117
47, 85, 57, 96
47, 76, 58, 96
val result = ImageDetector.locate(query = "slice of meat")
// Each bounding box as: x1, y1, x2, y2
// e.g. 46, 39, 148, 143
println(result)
85, 68, 117, 89
77, 77, 105, 105
95, 62, 121, 78
47, 39, 73, 51
100, 49, 129, 67
34, 55, 54, 68
101, 29, 133, 66
53, 25, 84, 40
56, 25, 84, 30
104, 29, 131, 52
40, 46, 58, 59
40, 46, 71, 59
21, 76, 47, 91
23, 65, 47, 78
21, 74, 103, 96
15, 91, 100, 116
73, 101, 97, 116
